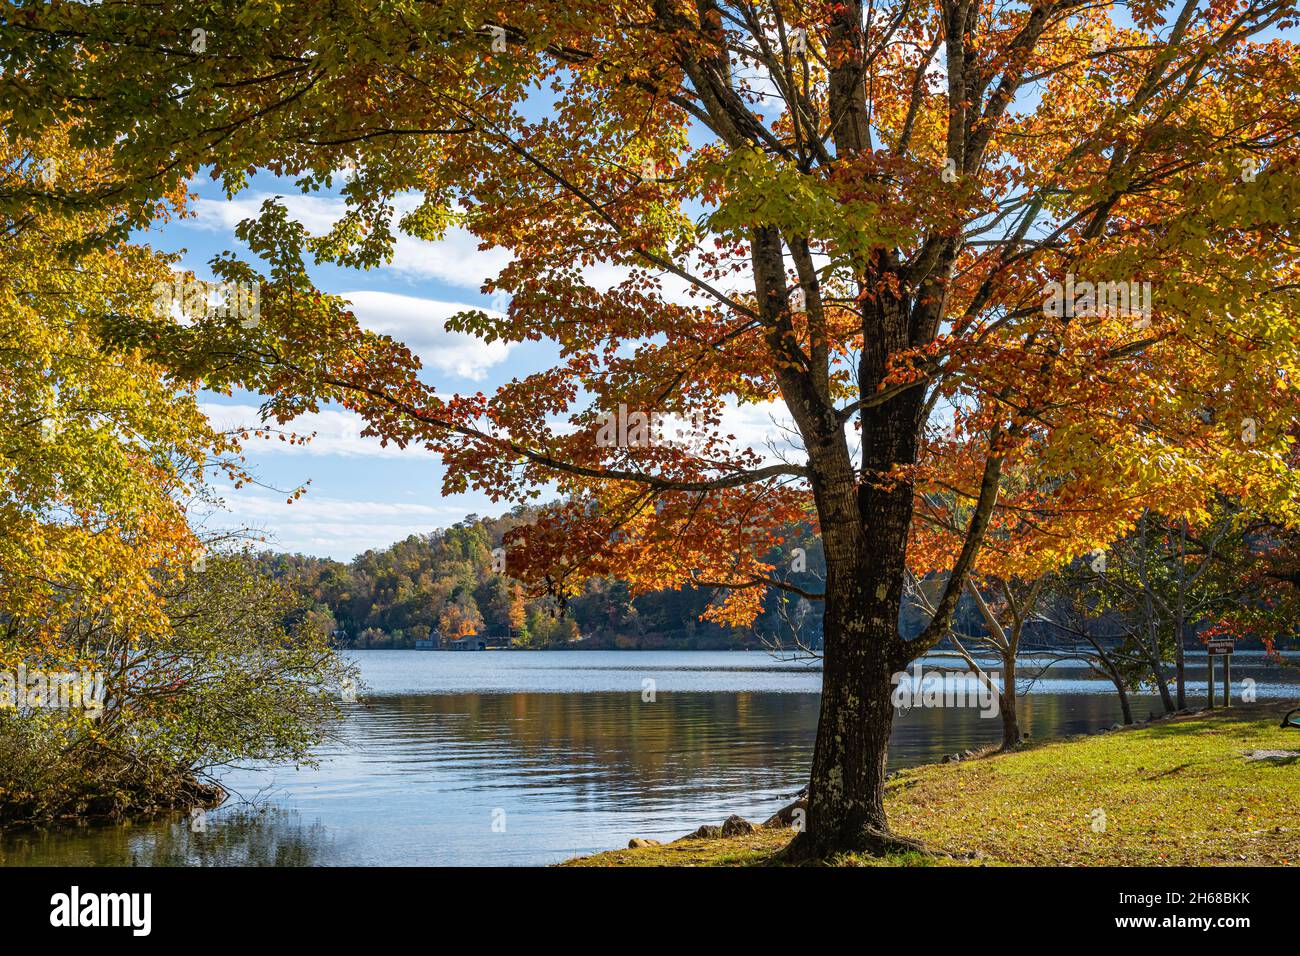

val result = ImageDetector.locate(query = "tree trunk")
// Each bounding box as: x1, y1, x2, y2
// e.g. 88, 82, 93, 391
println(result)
1088, 639, 1134, 726
1174, 627, 1186, 710
785, 466, 924, 859
1154, 671, 1175, 712
769, 235, 935, 859
793, 590, 900, 857
998, 650, 1020, 750
1137, 628, 1176, 714
1116, 681, 1134, 725
1153, 667, 1175, 714
1174, 519, 1187, 710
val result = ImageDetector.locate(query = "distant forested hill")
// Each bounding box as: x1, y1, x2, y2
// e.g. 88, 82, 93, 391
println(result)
253, 507, 846, 649
255, 508, 1299, 659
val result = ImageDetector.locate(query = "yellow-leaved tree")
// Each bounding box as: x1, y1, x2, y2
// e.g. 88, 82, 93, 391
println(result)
0, 126, 357, 823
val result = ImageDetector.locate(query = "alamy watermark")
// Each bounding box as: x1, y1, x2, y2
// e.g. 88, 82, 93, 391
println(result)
594, 403, 710, 454
50, 886, 151, 937
152, 275, 260, 328
0, 666, 105, 719
891, 662, 1000, 718
1042, 273, 1152, 325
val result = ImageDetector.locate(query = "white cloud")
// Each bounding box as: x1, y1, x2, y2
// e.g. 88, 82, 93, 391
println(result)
342, 289, 512, 381
668, 398, 856, 467
189, 190, 732, 308
232, 495, 451, 522
196, 490, 478, 560
718, 399, 798, 457
927, 41, 949, 94
200, 402, 425, 458
192, 192, 343, 235
386, 220, 513, 289
191, 191, 512, 289
190, 193, 517, 380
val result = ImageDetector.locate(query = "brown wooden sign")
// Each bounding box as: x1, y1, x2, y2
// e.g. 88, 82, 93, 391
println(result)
1206, 640, 1235, 656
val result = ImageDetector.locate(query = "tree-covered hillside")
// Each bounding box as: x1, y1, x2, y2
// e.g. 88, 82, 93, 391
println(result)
254, 508, 830, 649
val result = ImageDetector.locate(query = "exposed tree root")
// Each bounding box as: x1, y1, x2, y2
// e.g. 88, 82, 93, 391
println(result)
775, 824, 936, 864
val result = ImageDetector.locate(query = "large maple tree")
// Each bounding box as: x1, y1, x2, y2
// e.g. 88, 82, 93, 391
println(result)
5, 0, 1300, 856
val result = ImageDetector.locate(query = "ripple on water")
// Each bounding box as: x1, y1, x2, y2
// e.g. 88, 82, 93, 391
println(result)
2, 649, 1295, 865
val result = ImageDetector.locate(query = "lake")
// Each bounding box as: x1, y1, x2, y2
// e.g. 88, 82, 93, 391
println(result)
2, 649, 1295, 867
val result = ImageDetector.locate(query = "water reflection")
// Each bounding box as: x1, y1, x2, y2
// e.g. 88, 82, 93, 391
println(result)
5, 649, 1294, 866
0, 808, 331, 867
0, 688, 1160, 867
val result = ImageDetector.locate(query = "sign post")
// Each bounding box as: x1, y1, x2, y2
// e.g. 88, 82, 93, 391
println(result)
1206, 640, 1235, 707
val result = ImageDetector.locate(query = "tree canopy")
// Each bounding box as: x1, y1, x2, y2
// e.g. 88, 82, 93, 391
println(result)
5, 0, 1299, 856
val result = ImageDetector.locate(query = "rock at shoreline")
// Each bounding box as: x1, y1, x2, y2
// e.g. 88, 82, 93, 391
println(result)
676, 813, 758, 842
628, 837, 661, 848
680, 824, 722, 840
763, 799, 807, 829
720, 814, 756, 837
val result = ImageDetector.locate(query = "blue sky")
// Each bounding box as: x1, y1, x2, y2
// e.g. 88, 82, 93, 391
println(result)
150, 171, 567, 561
156, 171, 792, 561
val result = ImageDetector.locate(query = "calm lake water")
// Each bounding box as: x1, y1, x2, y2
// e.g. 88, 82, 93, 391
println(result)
3, 649, 1295, 867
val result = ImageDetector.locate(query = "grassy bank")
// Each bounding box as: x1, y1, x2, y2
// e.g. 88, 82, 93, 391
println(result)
564, 700, 1300, 866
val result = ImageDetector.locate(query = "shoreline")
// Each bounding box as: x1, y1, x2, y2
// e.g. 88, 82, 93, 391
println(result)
0, 776, 224, 832
562, 700, 1300, 867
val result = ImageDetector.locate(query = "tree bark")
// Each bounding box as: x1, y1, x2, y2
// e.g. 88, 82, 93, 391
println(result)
1148, 668, 1175, 713
998, 649, 1020, 750
1086, 634, 1135, 726
1150, 658, 1176, 713
784, 457, 926, 859
794, 586, 902, 856
1174, 625, 1186, 710
1175, 519, 1187, 710
1159, 680, 1175, 714
1116, 681, 1134, 725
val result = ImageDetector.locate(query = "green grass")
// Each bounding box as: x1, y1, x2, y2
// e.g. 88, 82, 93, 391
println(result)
562, 700, 1300, 867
